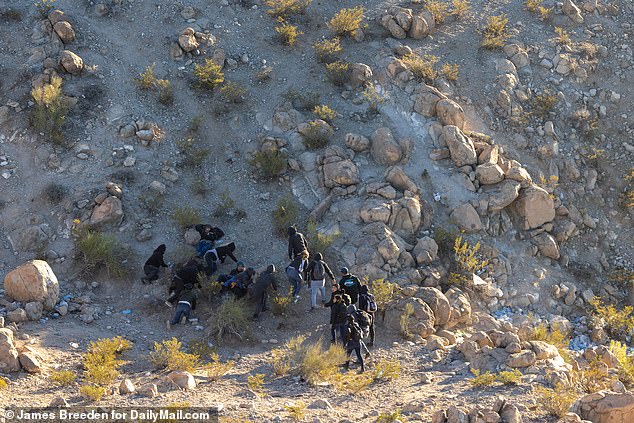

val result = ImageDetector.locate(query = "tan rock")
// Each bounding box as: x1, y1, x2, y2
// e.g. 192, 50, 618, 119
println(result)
441, 126, 477, 167
7, 308, 28, 323
89, 196, 124, 227
349, 63, 372, 89
166, 370, 196, 390
371, 127, 403, 165
532, 233, 560, 259
4, 260, 59, 309
59, 50, 83, 75
436, 98, 465, 129
450, 203, 483, 233
563, 0, 584, 24
487, 180, 521, 213
408, 15, 430, 39
53, 21, 75, 43
119, 379, 136, 394
530, 341, 560, 360
345, 133, 370, 152
48, 10, 69, 25
574, 391, 634, 423
139, 384, 158, 397
413, 83, 447, 117
184, 228, 201, 245
385, 166, 418, 193
476, 163, 505, 185
513, 185, 556, 230
322, 158, 359, 188
417, 287, 451, 326
506, 350, 537, 368
412, 237, 439, 265
19, 352, 42, 373
0, 328, 21, 372
178, 28, 199, 52
384, 297, 436, 338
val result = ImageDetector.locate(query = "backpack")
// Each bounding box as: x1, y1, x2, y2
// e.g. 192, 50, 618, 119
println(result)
311, 261, 326, 280
348, 322, 362, 342
361, 293, 378, 313
196, 240, 215, 257
341, 275, 360, 289
355, 310, 371, 329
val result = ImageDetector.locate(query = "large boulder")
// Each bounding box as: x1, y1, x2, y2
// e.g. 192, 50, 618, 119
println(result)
19, 352, 42, 374
10, 224, 51, 252
440, 126, 477, 167
349, 63, 372, 89
0, 328, 21, 372
321, 147, 359, 188
412, 236, 438, 265
476, 163, 505, 185
53, 21, 75, 43
345, 133, 370, 152
417, 287, 451, 327
506, 350, 537, 368
532, 233, 560, 260
436, 99, 465, 129
89, 196, 124, 227
166, 370, 196, 390
389, 195, 422, 236
408, 14, 430, 39
450, 203, 483, 233
413, 84, 447, 117
486, 180, 521, 213
4, 260, 60, 310
563, 0, 584, 24
371, 128, 403, 165
512, 185, 555, 230
445, 287, 472, 328
385, 166, 418, 193
384, 297, 436, 338
59, 50, 83, 75
573, 391, 634, 423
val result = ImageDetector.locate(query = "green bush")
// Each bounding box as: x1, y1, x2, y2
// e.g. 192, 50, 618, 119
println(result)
470, 368, 496, 387
83, 337, 132, 386
328, 7, 364, 36
219, 81, 247, 104
208, 298, 251, 339
75, 228, 130, 278
250, 150, 288, 179
30, 75, 67, 145
193, 59, 225, 90
149, 338, 200, 372
272, 196, 299, 236
497, 369, 522, 385
171, 206, 201, 229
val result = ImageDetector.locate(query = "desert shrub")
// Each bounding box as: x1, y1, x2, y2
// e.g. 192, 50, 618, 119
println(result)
525, 0, 543, 12
313, 105, 337, 122
156, 79, 174, 105
369, 278, 397, 318
448, 236, 488, 286
325, 60, 351, 87
30, 75, 67, 145
481, 14, 510, 49
440, 63, 460, 81
35, 0, 55, 17
470, 368, 496, 387
528, 323, 569, 349
301, 120, 333, 149
44, 182, 67, 205
203, 352, 234, 381
400, 303, 415, 339
149, 338, 200, 372
452, 0, 471, 17
300, 341, 346, 384
140, 192, 165, 213
426, 0, 449, 24
374, 359, 401, 381
247, 373, 266, 394
401, 53, 438, 82
275, 19, 302, 46
188, 338, 216, 361
219, 81, 247, 103
590, 297, 634, 341
79, 385, 106, 402
189, 115, 203, 133
497, 369, 522, 385
362, 82, 387, 114
624, 169, 634, 209
283, 88, 321, 111
305, 220, 339, 256
135, 64, 173, 105
272, 196, 299, 236
75, 228, 129, 278
192, 178, 208, 196
1, 8, 23, 21
376, 410, 404, 423
284, 402, 307, 421
537, 5, 552, 20
194, 59, 225, 90
573, 360, 615, 393
535, 383, 578, 417
209, 298, 251, 339
83, 337, 132, 386
171, 206, 201, 229
313, 37, 342, 63
136, 64, 159, 89
50, 370, 76, 386
0, 376, 7, 390
270, 335, 306, 376
554, 27, 572, 46
249, 150, 288, 179
610, 340, 634, 386
272, 288, 293, 315
578, 41, 598, 59
328, 7, 364, 36
265, 0, 312, 18
176, 137, 209, 168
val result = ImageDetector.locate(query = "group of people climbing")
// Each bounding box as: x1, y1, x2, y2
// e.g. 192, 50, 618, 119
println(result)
141, 223, 379, 372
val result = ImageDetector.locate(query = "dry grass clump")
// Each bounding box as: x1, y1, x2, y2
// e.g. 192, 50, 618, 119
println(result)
0, 376, 8, 390
426, 0, 449, 24
400, 303, 415, 339
497, 369, 522, 385
447, 236, 489, 286
83, 337, 133, 386
50, 370, 77, 386
203, 352, 234, 381
149, 338, 201, 372
481, 14, 510, 49
171, 206, 201, 229
79, 385, 106, 402
301, 120, 334, 149
30, 75, 67, 145
209, 298, 251, 339
554, 27, 572, 47
135, 64, 174, 105
401, 53, 438, 82
250, 150, 288, 179
265, 0, 312, 18
75, 228, 130, 278
176, 137, 209, 168
440, 63, 460, 81
35, 0, 55, 17
247, 373, 266, 394
325, 60, 351, 86
312, 105, 337, 122
219, 81, 247, 104
272, 288, 294, 316
531, 89, 559, 118
328, 7, 364, 36
535, 384, 578, 418
275, 19, 302, 46
470, 368, 522, 387
313, 37, 342, 63
284, 402, 307, 421
272, 196, 299, 236
305, 220, 339, 255
470, 369, 496, 387
193, 59, 225, 90
623, 169, 634, 209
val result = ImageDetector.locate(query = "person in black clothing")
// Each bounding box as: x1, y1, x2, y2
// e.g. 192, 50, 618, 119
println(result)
287, 226, 309, 260
203, 242, 238, 275
324, 284, 344, 308
226, 267, 256, 298
329, 294, 348, 344
194, 224, 225, 242
230, 261, 246, 276
166, 265, 201, 307
166, 284, 197, 329
251, 265, 277, 319
141, 244, 168, 284
339, 267, 361, 304
358, 285, 376, 347
344, 315, 367, 372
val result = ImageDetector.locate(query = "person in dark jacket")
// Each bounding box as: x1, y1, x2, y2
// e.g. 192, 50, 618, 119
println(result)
203, 242, 238, 275
344, 315, 367, 372
194, 224, 225, 242
142, 244, 168, 284
166, 265, 201, 307
286, 256, 305, 302
339, 267, 361, 304
358, 285, 376, 347
324, 284, 344, 308
226, 267, 256, 298
329, 294, 348, 344
252, 265, 277, 319
230, 261, 246, 276
305, 252, 336, 310
287, 226, 309, 260
166, 284, 197, 329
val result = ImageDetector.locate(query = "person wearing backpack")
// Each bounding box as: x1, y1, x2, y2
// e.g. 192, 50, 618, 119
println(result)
305, 252, 336, 311
251, 265, 277, 319
358, 285, 377, 347
344, 315, 367, 372
329, 294, 348, 344
141, 244, 169, 284
339, 268, 361, 305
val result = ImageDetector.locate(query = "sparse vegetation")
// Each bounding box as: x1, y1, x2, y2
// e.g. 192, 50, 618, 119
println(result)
401, 53, 439, 82
535, 384, 579, 418
272, 196, 299, 236
171, 206, 201, 229
219, 81, 247, 103
44, 182, 67, 205
0, 376, 7, 390
305, 220, 339, 255
554, 27, 572, 46
247, 373, 266, 394
497, 369, 522, 385
369, 278, 397, 320
249, 150, 288, 179
203, 352, 235, 381
301, 120, 334, 149
426, 0, 449, 24
589, 297, 634, 341
448, 236, 489, 286
284, 402, 307, 421
328, 7, 364, 36
149, 338, 201, 372
272, 288, 294, 315
192, 178, 209, 196
135, 63, 159, 90
313, 37, 342, 63
528, 322, 569, 349
325, 60, 351, 87
452, 0, 471, 17
376, 409, 404, 423
135, 64, 173, 105
30, 75, 67, 145
374, 359, 401, 381
526, 0, 552, 20
35, 0, 55, 17
283, 88, 321, 111
481, 14, 510, 49
400, 303, 415, 339
79, 385, 106, 402
362, 82, 387, 114
194, 59, 225, 90
610, 340, 634, 386
83, 337, 132, 386
75, 228, 130, 278
176, 137, 209, 168
470, 368, 496, 387
275, 19, 302, 46
50, 370, 77, 386
265, 0, 312, 18
440, 63, 460, 81
209, 298, 251, 339
313, 105, 337, 122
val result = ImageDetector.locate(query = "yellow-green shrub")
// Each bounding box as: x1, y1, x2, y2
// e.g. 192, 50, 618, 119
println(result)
203, 353, 234, 381
193, 59, 225, 89
535, 384, 578, 417
440, 63, 460, 81
284, 402, 307, 421
481, 14, 510, 49
247, 373, 265, 393
452, 0, 471, 17
79, 385, 106, 402
208, 298, 251, 339
83, 337, 132, 386
275, 20, 302, 46
265, 0, 312, 18
590, 297, 634, 341
272, 197, 299, 237
313, 37, 342, 63
328, 7, 364, 36
497, 369, 522, 385
325, 60, 350, 87
30, 75, 67, 145
426, 0, 449, 24
75, 229, 130, 278
171, 206, 201, 229
50, 370, 77, 386
149, 338, 200, 372
470, 368, 496, 387
313, 105, 337, 122
401, 53, 438, 82
249, 150, 288, 179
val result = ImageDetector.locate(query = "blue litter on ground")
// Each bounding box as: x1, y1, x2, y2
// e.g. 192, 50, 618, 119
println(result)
492, 306, 513, 322
121, 309, 133, 315
569, 334, 591, 351
63, 294, 73, 301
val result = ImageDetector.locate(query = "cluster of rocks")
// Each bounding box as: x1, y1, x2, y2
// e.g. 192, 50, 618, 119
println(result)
118, 118, 162, 146
170, 26, 218, 62
28, 10, 84, 75
0, 327, 43, 374
379, 6, 434, 40
571, 390, 634, 423
432, 397, 524, 423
